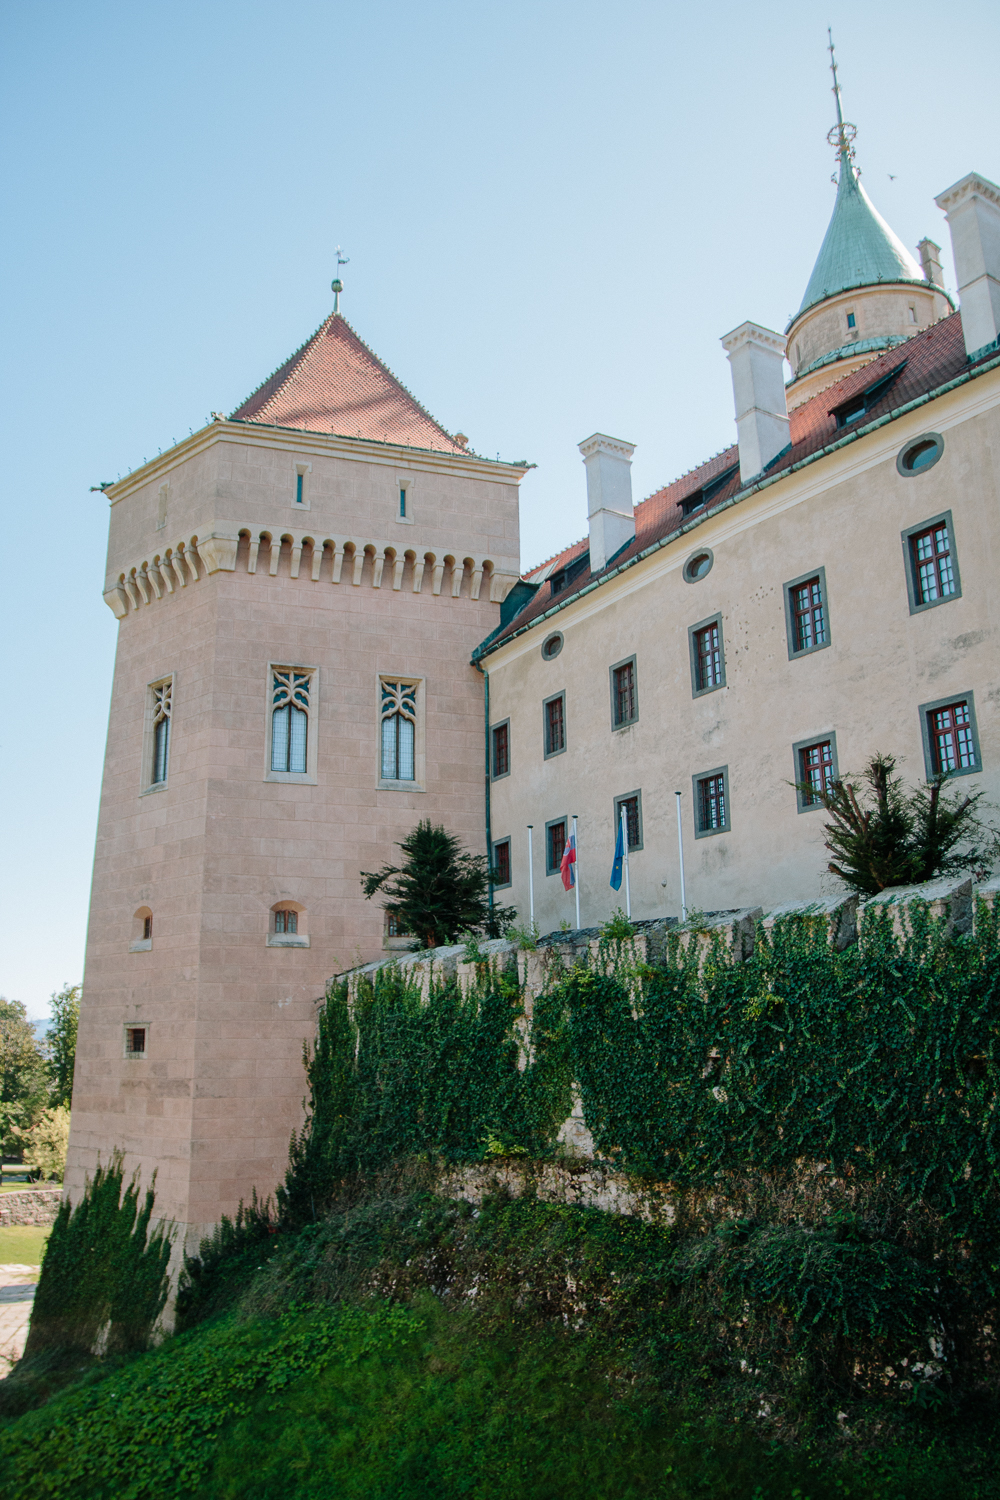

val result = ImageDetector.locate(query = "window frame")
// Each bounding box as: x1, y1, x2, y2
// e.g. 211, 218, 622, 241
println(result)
682, 548, 714, 584
376, 673, 426, 791
492, 836, 512, 889
293, 461, 311, 510
692, 764, 731, 839
688, 613, 726, 697
896, 431, 944, 477
543, 691, 567, 759
782, 568, 831, 659
613, 790, 643, 852
491, 718, 511, 780
609, 655, 638, 730
123, 1024, 149, 1059
395, 474, 415, 525
140, 674, 174, 796
919, 691, 982, 781
545, 816, 568, 875
265, 664, 319, 785
901, 510, 962, 616
792, 732, 839, 814
541, 632, 564, 660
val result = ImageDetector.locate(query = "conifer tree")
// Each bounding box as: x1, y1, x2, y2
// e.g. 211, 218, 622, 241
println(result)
361, 820, 516, 948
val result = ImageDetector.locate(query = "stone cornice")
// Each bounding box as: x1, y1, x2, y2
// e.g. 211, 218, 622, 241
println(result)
577, 433, 636, 461
105, 421, 532, 504
104, 523, 520, 620
721, 321, 788, 357
935, 172, 1000, 215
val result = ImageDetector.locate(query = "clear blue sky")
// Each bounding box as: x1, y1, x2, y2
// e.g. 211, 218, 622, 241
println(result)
2, 0, 997, 1018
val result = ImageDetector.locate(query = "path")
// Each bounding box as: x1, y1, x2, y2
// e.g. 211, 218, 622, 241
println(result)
0, 1265, 38, 1377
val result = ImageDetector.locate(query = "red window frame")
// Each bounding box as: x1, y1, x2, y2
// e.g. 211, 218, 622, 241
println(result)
697, 774, 727, 832
548, 820, 566, 871
792, 577, 826, 652
799, 740, 835, 805
494, 839, 511, 886
545, 695, 565, 755
616, 796, 640, 849
492, 722, 509, 777
929, 700, 976, 774
694, 623, 723, 690
613, 662, 636, 726
911, 522, 955, 605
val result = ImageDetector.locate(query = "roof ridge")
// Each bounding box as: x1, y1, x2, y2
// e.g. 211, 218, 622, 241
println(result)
332, 316, 460, 447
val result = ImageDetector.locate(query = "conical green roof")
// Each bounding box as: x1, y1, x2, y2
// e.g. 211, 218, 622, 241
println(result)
797, 158, 924, 317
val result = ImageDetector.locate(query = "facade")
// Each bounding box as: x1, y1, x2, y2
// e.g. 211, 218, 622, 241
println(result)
480, 156, 1000, 936
69, 52, 1000, 1245
66, 314, 527, 1242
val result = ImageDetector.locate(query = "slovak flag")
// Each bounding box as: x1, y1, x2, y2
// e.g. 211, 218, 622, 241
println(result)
560, 829, 577, 891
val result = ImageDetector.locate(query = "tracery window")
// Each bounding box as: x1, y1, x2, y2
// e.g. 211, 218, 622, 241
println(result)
151, 680, 172, 784
271, 669, 311, 774
380, 680, 417, 781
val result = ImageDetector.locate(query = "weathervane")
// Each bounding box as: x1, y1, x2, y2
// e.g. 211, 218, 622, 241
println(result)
826, 28, 857, 171
332, 246, 350, 313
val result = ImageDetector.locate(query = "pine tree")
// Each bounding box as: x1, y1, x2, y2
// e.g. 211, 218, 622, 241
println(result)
361, 820, 516, 948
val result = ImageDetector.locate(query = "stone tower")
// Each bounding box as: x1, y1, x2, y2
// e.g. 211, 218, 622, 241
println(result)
65, 302, 527, 1245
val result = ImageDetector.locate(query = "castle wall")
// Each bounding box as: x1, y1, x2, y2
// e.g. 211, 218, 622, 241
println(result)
485, 370, 1000, 934
68, 427, 523, 1243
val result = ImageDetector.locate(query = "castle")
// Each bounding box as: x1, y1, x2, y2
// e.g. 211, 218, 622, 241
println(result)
66, 58, 1000, 1245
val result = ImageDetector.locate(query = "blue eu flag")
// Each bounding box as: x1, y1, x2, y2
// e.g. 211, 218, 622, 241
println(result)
610, 817, 625, 891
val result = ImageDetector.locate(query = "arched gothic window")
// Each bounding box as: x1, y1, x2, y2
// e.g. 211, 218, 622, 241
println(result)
380, 681, 416, 781
151, 681, 172, 784
271, 669, 310, 774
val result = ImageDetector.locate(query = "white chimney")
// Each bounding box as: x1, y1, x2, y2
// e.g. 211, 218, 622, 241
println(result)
934, 172, 1000, 359
721, 322, 790, 485
578, 433, 636, 573
917, 237, 945, 288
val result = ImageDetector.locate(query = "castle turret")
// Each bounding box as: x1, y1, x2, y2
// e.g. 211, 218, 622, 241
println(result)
784, 34, 953, 409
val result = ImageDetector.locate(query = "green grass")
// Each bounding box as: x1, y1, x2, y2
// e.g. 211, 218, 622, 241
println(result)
1, 1296, 966, 1500
0, 1225, 50, 1268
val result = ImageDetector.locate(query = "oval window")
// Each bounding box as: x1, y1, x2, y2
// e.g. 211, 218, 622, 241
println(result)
683, 549, 714, 583
897, 433, 943, 476
541, 632, 564, 660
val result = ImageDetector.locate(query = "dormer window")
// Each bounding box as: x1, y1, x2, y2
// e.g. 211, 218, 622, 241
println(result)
832, 363, 905, 429
680, 464, 739, 518
549, 552, 590, 594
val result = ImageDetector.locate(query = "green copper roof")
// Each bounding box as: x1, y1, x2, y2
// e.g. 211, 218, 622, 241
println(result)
796, 158, 925, 318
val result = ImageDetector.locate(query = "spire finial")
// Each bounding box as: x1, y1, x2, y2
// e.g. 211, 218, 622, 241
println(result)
825, 28, 857, 169
331, 246, 350, 314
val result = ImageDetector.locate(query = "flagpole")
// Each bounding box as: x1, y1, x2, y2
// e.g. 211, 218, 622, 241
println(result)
572, 815, 581, 930
526, 825, 534, 930
675, 791, 688, 922
620, 804, 631, 920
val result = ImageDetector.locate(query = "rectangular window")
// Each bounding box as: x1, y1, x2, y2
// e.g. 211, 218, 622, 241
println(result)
610, 656, 637, 728
143, 915, 152, 941
922, 697, 980, 777
399, 486, 407, 518
546, 818, 567, 874
380, 680, 417, 781
544, 693, 566, 757
271, 669, 310, 774
689, 614, 725, 695
693, 765, 730, 837
794, 735, 838, 812
613, 791, 642, 851
493, 838, 511, 888
274, 910, 298, 934
846, 311, 856, 329
783, 568, 830, 658
912, 522, 955, 604
296, 473, 304, 504
125, 1028, 146, 1058
385, 913, 408, 937
491, 721, 510, 779
902, 512, 962, 615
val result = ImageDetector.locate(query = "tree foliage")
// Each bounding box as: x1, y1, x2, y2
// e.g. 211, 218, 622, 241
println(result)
796, 753, 998, 896
0, 997, 48, 1154
13, 1105, 71, 1181
361, 820, 515, 948
46, 983, 80, 1109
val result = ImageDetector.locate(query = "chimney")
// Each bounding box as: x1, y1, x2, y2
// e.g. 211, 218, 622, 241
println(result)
578, 433, 636, 573
934, 172, 1000, 358
917, 237, 945, 288
720, 322, 790, 485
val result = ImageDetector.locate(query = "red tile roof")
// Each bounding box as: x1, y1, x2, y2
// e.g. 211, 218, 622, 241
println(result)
230, 313, 467, 454
489, 311, 987, 651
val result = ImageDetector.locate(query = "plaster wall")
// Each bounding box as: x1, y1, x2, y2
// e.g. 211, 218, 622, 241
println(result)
485, 373, 1000, 935
69, 430, 521, 1243
785, 284, 953, 407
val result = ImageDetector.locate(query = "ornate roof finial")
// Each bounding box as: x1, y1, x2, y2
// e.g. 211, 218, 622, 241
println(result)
826, 28, 857, 170
331, 245, 350, 314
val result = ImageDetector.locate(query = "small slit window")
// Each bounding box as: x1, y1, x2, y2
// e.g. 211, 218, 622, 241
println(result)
151, 680, 171, 785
